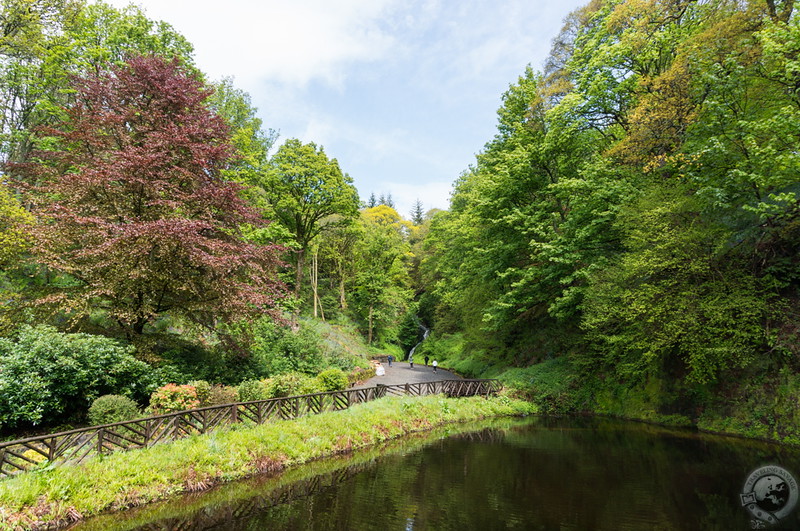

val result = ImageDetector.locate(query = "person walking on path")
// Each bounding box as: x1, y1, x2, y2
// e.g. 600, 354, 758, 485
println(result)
424, 355, 429, 366
387, 354, 393, 367
409, 354, 414, 368
432, 360, 438, 373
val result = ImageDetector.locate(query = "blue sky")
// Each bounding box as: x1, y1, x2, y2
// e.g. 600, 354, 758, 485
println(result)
104, 0, 587, 218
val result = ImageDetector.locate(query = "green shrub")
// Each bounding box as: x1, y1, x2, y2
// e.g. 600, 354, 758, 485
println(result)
188, 380, 212, 406
316, 368, 348, 392
153, 338, 265, 386
207, 384, 238, 405
238, 379, 268, 402
263, 373, 320, 398
347, 366, 376, 385
498, 357, 591, 414
0, 325, 154, 428
251, 319, 325, 376
149, 384, 199, 414
88, 395, 141, 426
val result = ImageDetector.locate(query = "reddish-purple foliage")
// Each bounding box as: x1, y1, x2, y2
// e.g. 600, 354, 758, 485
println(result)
10, 55, 286, 337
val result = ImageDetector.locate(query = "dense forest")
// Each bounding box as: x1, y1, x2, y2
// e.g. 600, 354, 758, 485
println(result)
1, 0, 800, 443
416, 0, 800, 440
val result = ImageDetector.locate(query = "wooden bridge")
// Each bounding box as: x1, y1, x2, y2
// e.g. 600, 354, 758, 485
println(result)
0, 379, 501, 478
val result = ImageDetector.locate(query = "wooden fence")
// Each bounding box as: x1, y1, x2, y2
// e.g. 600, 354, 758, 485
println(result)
0, 379, 500, 479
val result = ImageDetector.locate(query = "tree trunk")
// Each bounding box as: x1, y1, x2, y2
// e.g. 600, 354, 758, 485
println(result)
295, 247, 305, 296
311, 251, 318, 318
766, 0, 795, 22
338, 264, 347, 310
367, 304, 374, 345
311, 251, 325, 321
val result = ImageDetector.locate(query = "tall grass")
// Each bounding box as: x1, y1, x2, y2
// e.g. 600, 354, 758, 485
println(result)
0, 395, 535, 530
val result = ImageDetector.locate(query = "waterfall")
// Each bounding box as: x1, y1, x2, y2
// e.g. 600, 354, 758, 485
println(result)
408, 323, 430, 360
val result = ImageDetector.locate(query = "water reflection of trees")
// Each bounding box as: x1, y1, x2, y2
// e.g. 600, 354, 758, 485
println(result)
79, 417, 800, 530
448, 427, 506, 444
133, 462, 371, 530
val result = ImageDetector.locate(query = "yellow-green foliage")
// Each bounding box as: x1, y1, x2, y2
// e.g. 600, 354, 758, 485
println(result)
0, 395, 535, 529
0, 182, 32, 265
315, 368, 348, 392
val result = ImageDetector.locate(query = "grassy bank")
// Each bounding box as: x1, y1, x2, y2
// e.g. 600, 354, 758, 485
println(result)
0, 395, 535, 530
80, 416, 534, 531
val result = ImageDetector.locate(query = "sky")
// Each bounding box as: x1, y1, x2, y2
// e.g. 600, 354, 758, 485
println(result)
102, 0, 587, 218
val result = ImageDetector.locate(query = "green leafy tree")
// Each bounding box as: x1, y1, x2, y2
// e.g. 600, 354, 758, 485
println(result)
317, 214, 362, 311
266, 138, 359, 297
0, 180, 31, 265
0, 0, 79, 163
352, 206, 412, 344
0, 181, 33, 333
0, 1, 195, 164
207, 77, 277, 190
582, 186, 772, 384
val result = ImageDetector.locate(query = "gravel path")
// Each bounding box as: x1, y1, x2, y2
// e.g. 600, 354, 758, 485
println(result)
353, 361, 461, 389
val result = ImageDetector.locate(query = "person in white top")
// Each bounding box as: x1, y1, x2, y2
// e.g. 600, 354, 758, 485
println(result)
432, 360, 438, 373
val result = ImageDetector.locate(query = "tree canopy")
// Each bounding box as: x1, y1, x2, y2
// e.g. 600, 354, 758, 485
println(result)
264, 138, 360, 296
418, 0, 800, 390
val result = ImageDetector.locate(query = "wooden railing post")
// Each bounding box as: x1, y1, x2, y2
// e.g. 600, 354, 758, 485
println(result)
47, 437, 55, 461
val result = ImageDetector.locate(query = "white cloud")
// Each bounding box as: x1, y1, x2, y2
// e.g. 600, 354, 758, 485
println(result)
104, 0, 402, 88
100, 0, 588, 214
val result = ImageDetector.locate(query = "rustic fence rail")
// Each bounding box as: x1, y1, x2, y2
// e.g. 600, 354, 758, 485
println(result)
0, 379, 500, 479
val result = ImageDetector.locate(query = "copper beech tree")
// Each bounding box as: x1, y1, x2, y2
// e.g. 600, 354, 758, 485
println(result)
10, 55, 285, 342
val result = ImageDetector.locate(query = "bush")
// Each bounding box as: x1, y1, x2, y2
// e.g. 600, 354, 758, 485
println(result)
251, 319, 325, 376
88, 395, 141, 425
347, 366, 376, 385
498, 357, 586, 414
316, 368, 349, 392
263, 373, 320, 398
149, 384, 199, 414
238, 379, 268, 402
207, 384, 238, 406
157, 344, 269, 385
0, 325, 155, 429
189, 380, 212, 406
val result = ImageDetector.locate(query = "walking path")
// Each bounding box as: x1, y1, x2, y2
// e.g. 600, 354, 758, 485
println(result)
353, 361, 461, 389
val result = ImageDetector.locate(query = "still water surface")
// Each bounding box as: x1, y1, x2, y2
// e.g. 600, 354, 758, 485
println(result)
79, 417, 800, 530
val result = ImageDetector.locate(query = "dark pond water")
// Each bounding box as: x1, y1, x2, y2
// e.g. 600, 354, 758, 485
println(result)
77, 417, 800, 530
